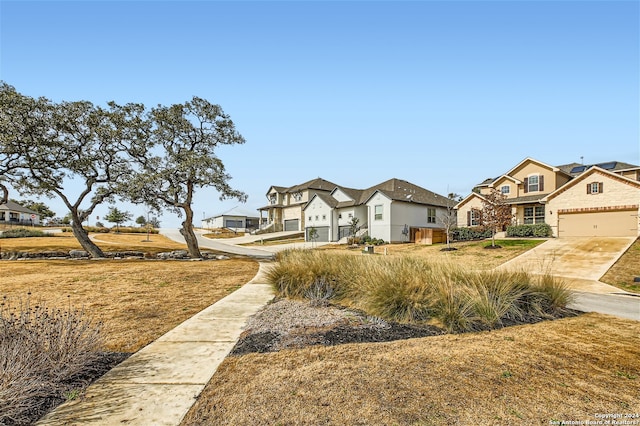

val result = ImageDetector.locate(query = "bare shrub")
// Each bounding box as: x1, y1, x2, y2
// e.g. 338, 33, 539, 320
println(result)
0, 295, 104, 425
304, 277, 336, 307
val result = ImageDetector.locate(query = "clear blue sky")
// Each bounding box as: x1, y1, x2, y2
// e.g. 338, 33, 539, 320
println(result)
1, 1, 638, 228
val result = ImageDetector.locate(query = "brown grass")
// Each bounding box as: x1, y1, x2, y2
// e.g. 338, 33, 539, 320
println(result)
2, 258, 258, 352
0, 232, 192, 255
601, 238, 640, 294
181, 313, 640, 426
318, 239, 545, 270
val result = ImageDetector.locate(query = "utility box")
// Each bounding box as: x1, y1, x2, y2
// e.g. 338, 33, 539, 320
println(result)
363, 245, 375, 254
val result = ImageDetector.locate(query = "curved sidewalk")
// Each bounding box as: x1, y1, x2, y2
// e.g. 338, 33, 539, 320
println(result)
37, 263, 275, 425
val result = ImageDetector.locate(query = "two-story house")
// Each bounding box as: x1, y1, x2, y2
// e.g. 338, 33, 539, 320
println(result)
456, 158, 640, 237
258, 178, 339, 232
304, 178, 453, 243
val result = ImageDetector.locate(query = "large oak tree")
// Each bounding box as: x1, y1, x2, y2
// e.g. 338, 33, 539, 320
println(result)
0, 82, 147, 257
126, 97, 247, 258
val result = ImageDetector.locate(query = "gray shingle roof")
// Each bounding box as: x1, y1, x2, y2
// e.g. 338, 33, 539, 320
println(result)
361, 178, 452, 208
0, 201, 39, 215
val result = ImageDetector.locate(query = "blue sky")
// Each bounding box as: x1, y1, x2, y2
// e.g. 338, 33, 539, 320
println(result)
1, 1, 638, 228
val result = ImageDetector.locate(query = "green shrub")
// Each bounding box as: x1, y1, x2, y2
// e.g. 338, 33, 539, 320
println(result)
0, 228, 51, 238
506, 223, 552, 238
452, 226, 492, 241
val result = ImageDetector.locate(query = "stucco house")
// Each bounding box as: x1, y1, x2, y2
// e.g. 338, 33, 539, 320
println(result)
201, 206, 260, 232
0, 200, 41, 226
303, 178, 452, 243
455, 158, 640, 237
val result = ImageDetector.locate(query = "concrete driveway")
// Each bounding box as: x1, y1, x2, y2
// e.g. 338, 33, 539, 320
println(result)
497, 237, 635, 293
496, 237, 639, 321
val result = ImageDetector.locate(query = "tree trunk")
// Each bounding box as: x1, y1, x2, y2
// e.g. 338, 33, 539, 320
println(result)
70, 220, 105, 258
180, 204, 202, 258
0, 183, 7, 204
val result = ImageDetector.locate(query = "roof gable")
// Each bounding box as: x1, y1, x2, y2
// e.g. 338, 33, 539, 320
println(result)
361, 178, 451, 207
0, 201, 39, 215
543, 166, 640, 202
454, 192, 487, 209
302, 192, 338, 210
505, 157, 561, 177
488, 175, 522, 187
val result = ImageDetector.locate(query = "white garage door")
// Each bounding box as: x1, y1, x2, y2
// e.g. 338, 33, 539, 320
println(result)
306, 226, 329, 242
558, 210, 638, 237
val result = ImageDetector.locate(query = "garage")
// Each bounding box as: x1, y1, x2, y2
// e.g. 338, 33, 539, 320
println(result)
224, 219, 243, 228
558, 210, 638, 237
306, 226, 329, 242
338, 226, 351, 239
284, 219, 299, 231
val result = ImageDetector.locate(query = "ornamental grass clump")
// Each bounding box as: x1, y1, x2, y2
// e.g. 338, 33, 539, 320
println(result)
0, 295, 103, 425
269, 250, 573, 333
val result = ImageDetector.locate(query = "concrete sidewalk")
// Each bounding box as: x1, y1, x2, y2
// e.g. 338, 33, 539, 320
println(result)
37, 263, 275, 426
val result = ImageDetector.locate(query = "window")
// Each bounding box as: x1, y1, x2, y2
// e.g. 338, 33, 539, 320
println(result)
308, 216, 312, 221
338, 213, 342, 219
269, 195, 277, 205
524, 206, 545, 224
374, 205, 383, 221
322, 214, 326, 220
348, 213, 353, 218
501, 185, 510, 194
587, 182, 603, 194
315, 215, 319, 221
427, 208, 436, 224
292, 192, 302, 202
528, 175, 539, 192
470, 209, 480, 226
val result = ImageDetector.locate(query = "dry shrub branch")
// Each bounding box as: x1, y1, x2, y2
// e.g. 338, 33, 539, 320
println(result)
0, 295, 103, 425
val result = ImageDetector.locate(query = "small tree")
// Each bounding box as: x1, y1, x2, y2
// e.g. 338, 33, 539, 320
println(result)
135, 215, 147, 227
479, 189, 513, 248
105, 207, 132, 232
439, 195, 458, 250
308, 227, 319, 247
348, 217, 359, 244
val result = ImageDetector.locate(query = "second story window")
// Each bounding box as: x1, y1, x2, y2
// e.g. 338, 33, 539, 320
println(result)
524, 175, 544, 193
501, 185, 510, 195
292, 192, 302, 202
269, 195, 277, 205
427, 208, 436, 223
374, 205, 383, 220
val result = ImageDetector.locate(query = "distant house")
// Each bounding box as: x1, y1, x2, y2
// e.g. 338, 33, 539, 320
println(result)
260, 177, 453, 243
455, 157, 640, 237
0, 200, 41, 226
258, 178, 340, 232
201, 206, 260, 232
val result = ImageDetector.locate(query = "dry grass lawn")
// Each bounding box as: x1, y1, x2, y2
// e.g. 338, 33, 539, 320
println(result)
181, 313, 640, 426
0, 232, 193, 255
601, 238, 640, 294
318, 239, 544, 270
1, 232, 258, 352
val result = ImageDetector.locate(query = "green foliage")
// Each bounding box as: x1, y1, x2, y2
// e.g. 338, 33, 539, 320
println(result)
0, 228, 51, 238
12, 199, 56, 219
267, 250, 573, 333
506, 223, 553, 238
104, 207, 133, 230
452, 226, 492, 241
135, 215, 147, 226
361, 235, 387, 245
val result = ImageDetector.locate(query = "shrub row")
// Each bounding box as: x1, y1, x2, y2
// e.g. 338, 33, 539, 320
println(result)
267, 250, 573, 333
360, 235, 387, 246
451, 226, 493, 241
0, 228, 52, 239
0, 297, 104, 424
506, 223, 553, 238
61, 226, 159, 234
